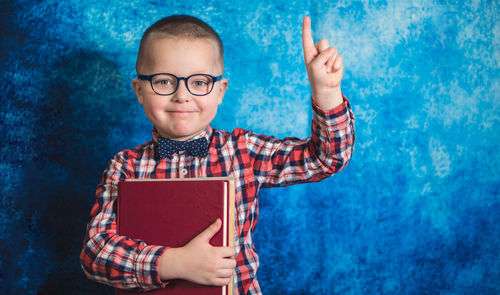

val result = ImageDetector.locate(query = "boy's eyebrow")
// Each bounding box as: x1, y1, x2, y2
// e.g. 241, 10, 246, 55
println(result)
150, 70, 220, 75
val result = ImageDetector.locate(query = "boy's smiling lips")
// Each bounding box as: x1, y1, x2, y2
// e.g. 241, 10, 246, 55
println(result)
166, 110, 198, 114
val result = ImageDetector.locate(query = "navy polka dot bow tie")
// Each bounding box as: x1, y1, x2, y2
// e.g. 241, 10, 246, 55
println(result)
158, 136, 209, 159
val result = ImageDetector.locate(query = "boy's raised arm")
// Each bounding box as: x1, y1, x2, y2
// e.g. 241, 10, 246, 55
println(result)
302, 16, 344, 111
247, 17, 355, 188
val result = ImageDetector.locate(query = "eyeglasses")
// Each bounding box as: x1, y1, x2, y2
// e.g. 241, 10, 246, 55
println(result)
138, 73, 223, 96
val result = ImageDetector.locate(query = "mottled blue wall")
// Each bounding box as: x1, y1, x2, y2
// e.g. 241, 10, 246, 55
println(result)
1, 1, 499, 294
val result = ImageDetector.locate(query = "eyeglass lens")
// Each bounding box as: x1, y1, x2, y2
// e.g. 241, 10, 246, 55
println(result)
151, 74, 215, 95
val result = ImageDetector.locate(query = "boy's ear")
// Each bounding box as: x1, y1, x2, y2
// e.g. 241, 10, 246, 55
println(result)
132, 78, 144, 105
217, 78, 229, 105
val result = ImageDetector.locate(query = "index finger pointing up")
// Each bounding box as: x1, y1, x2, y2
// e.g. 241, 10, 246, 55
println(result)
302, 16, 317, 64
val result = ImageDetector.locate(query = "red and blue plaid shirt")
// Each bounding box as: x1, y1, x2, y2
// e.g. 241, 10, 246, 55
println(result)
80, 97, 355, 294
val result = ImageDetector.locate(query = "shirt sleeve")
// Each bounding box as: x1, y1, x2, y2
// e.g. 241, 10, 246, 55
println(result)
249, 95, 355, 188
79, 152, 168, 291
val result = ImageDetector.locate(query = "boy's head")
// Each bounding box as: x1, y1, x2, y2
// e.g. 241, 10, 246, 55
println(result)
136, 15, 224, 74
132, 15, 228, 141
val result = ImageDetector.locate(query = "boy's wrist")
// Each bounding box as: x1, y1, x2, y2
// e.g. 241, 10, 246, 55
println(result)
158, 247, 183, 281
312, 86, 343, 111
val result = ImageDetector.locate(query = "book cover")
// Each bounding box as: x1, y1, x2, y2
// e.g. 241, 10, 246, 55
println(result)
116, 177, 235, 295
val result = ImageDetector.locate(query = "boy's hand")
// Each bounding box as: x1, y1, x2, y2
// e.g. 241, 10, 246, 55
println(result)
302, 16, 344, 110
159, 219, 236, 286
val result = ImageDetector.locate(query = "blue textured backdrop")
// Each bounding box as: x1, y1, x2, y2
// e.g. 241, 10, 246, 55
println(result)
1, 1, 499, 294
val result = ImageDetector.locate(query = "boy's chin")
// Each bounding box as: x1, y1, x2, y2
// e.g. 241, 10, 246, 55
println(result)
157, 127, 206, 141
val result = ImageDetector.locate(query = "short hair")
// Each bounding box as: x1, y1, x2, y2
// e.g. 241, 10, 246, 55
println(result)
136, 15, 224, 74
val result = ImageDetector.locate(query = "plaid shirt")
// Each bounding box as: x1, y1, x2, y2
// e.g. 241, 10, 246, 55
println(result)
80, 97, 355, 294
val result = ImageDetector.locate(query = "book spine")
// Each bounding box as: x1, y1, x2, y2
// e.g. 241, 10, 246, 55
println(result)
117, 182, 122, 235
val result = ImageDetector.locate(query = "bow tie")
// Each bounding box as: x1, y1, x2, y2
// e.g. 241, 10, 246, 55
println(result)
158, 136, 209, 159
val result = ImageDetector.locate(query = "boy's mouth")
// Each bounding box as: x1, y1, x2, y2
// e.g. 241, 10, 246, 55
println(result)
167, 110, 197, 114
167, 109, 197, 112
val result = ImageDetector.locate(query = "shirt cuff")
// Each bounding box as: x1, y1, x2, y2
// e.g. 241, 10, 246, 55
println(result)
134, 245, 169, 290
311, 94, 354, 131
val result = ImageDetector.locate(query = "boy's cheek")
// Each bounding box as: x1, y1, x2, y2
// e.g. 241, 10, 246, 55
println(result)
145, 96, 167, 110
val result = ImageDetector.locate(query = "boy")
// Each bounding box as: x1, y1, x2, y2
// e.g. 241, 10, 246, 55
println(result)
80, 14, 355, 294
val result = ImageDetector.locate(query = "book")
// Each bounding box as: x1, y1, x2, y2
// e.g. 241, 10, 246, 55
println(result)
115, 177, 235, 295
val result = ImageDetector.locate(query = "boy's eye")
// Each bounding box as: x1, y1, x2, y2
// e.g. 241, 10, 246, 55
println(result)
192, 80, 208, 86
151, 74, 177, 88
156, 79, 173, 85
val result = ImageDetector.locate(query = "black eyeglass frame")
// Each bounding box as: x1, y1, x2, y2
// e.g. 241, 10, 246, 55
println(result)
138, 73, 223, 96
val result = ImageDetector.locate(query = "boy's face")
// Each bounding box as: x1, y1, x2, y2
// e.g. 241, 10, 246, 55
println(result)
132, 36, 228, 141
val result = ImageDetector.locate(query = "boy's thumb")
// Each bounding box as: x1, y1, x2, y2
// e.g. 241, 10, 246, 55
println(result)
200, 218, 222, 241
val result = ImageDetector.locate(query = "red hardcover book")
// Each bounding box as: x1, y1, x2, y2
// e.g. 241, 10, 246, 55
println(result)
116, 177, 235, 295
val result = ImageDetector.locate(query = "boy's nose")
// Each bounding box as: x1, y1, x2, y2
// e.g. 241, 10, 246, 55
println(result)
173, 80, 190, 102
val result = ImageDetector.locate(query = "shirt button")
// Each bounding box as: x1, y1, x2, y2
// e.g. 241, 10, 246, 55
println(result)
180, 168, 188, 176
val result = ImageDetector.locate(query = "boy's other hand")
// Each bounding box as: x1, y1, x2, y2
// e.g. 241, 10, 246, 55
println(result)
159, 219, 236, 286
302, 16, 344, 110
